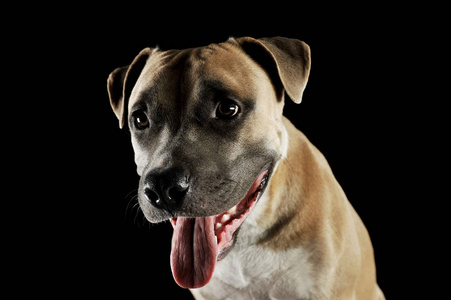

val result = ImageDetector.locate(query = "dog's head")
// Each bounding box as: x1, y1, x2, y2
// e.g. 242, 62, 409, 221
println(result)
107, 36, 310, 288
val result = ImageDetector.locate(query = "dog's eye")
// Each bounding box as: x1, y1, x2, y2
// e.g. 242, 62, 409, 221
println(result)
133, 110, 149, 129
216, 99, 240, 119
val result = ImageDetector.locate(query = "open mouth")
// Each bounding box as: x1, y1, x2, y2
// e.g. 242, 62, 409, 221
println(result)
168, 169, 270, 289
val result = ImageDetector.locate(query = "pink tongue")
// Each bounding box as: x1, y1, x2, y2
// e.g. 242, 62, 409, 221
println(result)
170, 216, 218, 288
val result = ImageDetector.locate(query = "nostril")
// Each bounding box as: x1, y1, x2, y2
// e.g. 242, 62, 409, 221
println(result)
144, 187, 162, 208
143, 168, 189, 211
167, 186, 188, 202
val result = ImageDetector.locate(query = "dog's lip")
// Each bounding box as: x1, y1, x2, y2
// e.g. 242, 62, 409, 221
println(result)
169, 167, 271, 259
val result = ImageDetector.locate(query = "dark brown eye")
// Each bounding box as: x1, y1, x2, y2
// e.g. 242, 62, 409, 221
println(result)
133, 110, 149, 129
216, 99, 240, 119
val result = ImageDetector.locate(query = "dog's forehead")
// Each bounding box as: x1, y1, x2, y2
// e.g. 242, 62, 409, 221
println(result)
197, 42, 265, 90
129, 41, 268, 109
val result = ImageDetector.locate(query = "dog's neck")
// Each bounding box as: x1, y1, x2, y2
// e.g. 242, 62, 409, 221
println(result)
238, 117, 338, 251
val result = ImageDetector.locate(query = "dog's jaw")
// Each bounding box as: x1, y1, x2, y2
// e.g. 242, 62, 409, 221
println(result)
169, 169, 270, 289
214, 170, 269, 260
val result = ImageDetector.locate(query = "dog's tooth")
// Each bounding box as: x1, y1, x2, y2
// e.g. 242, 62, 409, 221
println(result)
227, 206, 237, 215
221, 214, 230, 223
216, 222, 222, 230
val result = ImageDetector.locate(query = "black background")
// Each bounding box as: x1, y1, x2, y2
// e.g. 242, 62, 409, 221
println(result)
10, 5, 445, 299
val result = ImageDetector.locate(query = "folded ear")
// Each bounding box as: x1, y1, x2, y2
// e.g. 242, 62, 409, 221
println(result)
107, 47, 156, 128
234, 36, 311, 104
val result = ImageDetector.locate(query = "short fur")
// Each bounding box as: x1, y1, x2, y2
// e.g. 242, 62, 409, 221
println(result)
108, 36, 384, 299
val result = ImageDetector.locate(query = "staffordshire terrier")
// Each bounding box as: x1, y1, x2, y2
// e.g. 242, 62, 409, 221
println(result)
107, 36, 385, 299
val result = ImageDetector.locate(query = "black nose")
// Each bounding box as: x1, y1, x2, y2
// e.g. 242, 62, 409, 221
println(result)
142, 168, 189, 212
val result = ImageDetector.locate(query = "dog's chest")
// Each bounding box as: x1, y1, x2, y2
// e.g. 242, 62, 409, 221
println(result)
191, 245, 315, 300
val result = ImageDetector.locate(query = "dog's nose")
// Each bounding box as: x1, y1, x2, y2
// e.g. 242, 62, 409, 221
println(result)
143, 168, 189, 211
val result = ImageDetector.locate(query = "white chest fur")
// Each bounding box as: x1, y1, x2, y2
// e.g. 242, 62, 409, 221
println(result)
191, 194, 316, 300
191, 243, 315, 299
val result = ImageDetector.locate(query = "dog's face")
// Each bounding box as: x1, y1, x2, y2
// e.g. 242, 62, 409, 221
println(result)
108, 37, 310, 223
131, 44, 284, 221
108, 36, 310, 288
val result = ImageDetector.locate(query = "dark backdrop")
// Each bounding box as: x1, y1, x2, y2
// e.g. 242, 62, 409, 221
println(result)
19, 7, 440, 299
95, 27, 396, 299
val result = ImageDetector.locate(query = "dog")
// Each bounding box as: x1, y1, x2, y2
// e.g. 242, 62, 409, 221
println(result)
107, 36, 385, 299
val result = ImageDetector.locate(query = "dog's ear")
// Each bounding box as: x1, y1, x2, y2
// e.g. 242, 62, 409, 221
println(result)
107, 48, 156, 128
234, 37, 311, 104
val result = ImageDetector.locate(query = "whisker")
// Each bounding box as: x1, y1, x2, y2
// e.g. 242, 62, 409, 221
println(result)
125, 193, 138, 216
134, 202, 148, 227
124, 188, 139, 200
123, 189, 141, 225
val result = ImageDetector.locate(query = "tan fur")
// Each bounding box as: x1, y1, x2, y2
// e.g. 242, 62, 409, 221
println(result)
256, 118, 384, 299
107, 36, 384, 299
